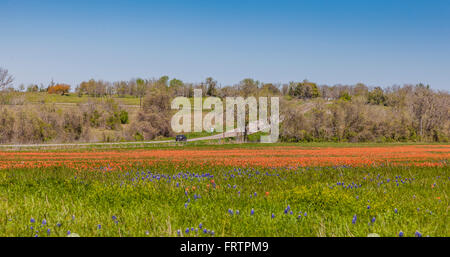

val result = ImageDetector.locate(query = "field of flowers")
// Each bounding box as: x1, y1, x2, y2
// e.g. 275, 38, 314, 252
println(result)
0, 144, 448, 237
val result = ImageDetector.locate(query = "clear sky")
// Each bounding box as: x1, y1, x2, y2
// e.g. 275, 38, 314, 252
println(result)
2, 0, 450, 90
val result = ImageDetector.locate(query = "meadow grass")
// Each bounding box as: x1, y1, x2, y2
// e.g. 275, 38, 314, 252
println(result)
0, 163, 447, 237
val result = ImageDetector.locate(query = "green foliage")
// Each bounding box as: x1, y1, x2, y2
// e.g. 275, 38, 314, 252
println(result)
118, 110, 128, 124
339, 92, 352, 101
368, 87, 387, 105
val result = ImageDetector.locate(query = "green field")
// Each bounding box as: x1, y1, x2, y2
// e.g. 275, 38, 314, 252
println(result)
0, 162, 447, 237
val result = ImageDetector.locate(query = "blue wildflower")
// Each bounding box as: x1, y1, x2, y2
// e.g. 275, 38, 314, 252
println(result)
352, 214, 357, 224
271, 213, 275, 219
415, 231, 422, 237
250, 208, 255, 215
30, 218, 35, 223
399, 231, 404, 237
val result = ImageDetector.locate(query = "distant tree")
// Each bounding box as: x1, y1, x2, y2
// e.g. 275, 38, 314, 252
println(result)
47, 84, 71, 95
260, 83, 280, 95
0, 68, 14, 90
155, 76, 169, 88
169, 78, 185, 96
239, 78, 259, 97
136, 78, 146, 108
368, 87, 387, 105
205, 77, 218, 96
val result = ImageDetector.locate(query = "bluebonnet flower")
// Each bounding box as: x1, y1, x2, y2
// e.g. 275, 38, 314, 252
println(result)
399, 231, 404, 237
371, 217, 376, 223
415, 231, 422, 237
47, 228, 51, 235
184, 203, 188, 208
185, 228, 189, 234
304, 212, 307, 217
203, 228, 207, 234
97, 224, 101, 230
228, 209, 233, 215
211, 231, 215, 236
297, 215, 302, 219
30, 218, 35, 223
199, 223, 203, 229
191, 227, 194, 231
271, 213, 275, 219
290, 211, 293, 215
56, 223, 61, 227
250, 209, 255, 215
236, 210, 240, 215
42, 219, 47, 225
177, 230, 181, 236
176, 182, 179, 187
352, 214, 357, 224
145, 230, 149, 235
367, 205, 370, 209
394, 208, 398, 214
112, 215, 117, 221
254, 192, 257, 197
67, 230, 71, 235
34, 234, 38, 237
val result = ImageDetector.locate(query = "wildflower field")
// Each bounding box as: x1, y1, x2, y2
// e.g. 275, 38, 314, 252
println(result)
0, 144, 448, 237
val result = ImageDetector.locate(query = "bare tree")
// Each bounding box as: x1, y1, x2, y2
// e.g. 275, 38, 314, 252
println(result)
0, 68, 14, 90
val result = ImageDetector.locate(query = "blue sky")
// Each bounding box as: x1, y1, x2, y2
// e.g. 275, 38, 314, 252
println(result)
1, 0, 450, 90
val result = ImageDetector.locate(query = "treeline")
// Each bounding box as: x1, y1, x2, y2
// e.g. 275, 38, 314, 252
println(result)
281, 84, 449, 142
0, 99, 130, 144
0, 67, 449, 143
